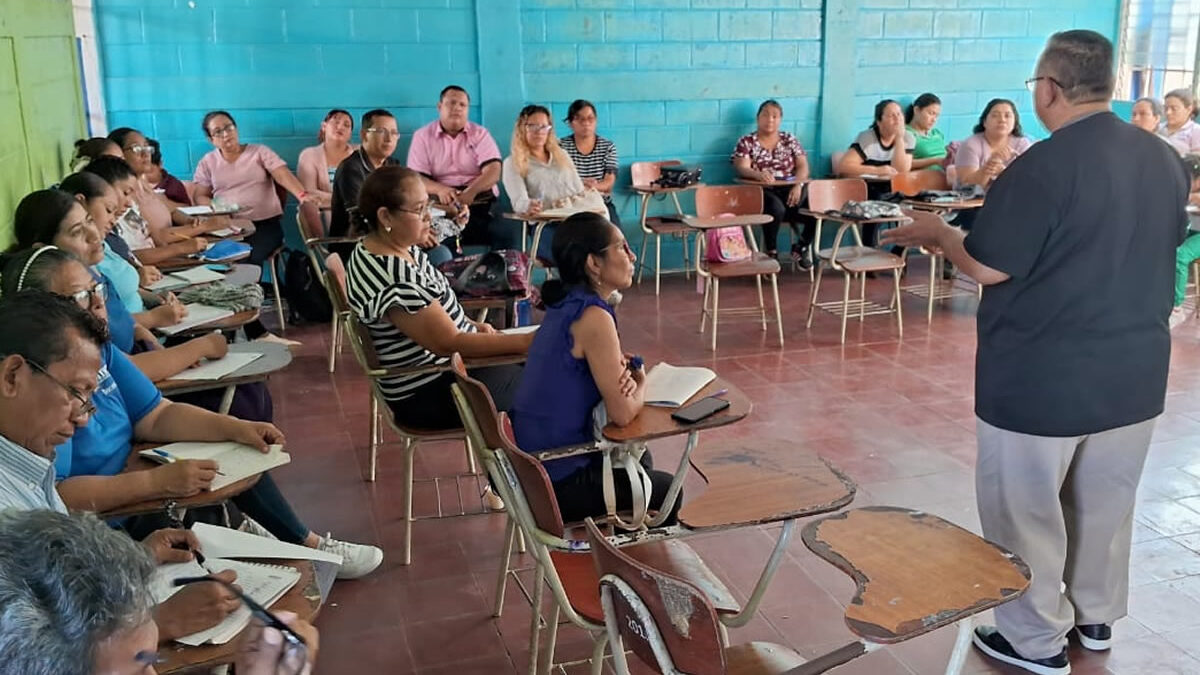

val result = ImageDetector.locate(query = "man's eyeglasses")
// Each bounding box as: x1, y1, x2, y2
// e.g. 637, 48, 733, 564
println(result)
25, 359, 96, 418
174, 575, 309, 674
524, 123, 553, 133
209, 124, 236, 138
66, 281, 107, 309
1024, 76, 1064, 92
366, 127, 402, 139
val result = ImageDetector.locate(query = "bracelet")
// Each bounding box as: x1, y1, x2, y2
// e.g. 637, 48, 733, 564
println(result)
298, 191, 309, 200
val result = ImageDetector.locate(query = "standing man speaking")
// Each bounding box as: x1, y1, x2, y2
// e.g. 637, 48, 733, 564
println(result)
883, 30, 1188, 675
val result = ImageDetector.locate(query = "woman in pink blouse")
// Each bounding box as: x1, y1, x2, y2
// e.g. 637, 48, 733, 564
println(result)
954, 98, 1033, 190
297, 109, 357, 232
1161, 89, 1200, 156
192, 110, 318, 264
730, 99, 812, 262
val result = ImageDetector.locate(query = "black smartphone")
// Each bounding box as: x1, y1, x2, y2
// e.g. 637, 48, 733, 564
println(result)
671, 397, 731, 424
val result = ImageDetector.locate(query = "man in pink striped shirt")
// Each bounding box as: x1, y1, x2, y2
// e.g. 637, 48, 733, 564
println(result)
407, 85, 513, 249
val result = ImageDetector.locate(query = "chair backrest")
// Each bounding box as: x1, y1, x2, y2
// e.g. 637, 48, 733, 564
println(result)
891, 170, 949, 195
297, 201, 325, 241
806, 178, 867, 212
323, 264, 385, 374
449, 356, 567, 538
586, 518, 726, 675
693, 185, 763, 218
630, 160, 682, 188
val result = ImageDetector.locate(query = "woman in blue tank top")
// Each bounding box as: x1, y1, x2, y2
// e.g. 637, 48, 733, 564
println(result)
510, 212, 678, 524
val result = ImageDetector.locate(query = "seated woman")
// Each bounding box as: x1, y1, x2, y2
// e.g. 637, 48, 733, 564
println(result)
0, 248, 384, 580
110, 126, 214, 237
69, 136, 122, 173
906, 93, 947, 170
346, 166, 531, 429
954, 98, 1033, 190
298, 108, 357, 231
559, 99, 620, 225
731, 98, 813, 263
1162, 89, 1200, 156
146, 138, 192, 206
510, 213, 678, 524
501, 104, 608, 261
1168, 154, 1200, 329
193, 110, 320, 265
837, 99, 914, 245
1131, 97, 1164, 134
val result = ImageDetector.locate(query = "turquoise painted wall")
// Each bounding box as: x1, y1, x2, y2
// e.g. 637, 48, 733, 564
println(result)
95, 0, 1122, 254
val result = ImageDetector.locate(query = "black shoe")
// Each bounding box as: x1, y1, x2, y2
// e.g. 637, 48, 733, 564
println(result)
972, 626, 1070, 675
1069, 624, 1111, 651
790, 243, 813, 271
942, 260, 956, 280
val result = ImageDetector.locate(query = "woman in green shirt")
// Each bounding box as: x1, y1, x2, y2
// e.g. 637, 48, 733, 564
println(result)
906, 92, 947, 170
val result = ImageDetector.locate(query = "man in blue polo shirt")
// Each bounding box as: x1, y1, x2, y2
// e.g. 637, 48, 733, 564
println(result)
883, 30, 1188, 675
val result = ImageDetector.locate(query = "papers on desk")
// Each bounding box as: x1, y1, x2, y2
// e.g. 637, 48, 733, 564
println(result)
170, 352, 264, 381
207, 225, 243, 237
643, 363, 716, 407
178, 204, 239, 217
138, 442, 290, 491
157, 304, 236, 335
147, 267, 225, 292
150, 558, 301, 646
191, 522, 343, 565
499, 325, 539, 335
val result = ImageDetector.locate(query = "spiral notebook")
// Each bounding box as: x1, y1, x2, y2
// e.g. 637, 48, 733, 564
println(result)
151, 557, 301, 646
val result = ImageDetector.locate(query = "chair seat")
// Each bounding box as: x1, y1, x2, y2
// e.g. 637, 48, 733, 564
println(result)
705, 252, 781, 278
551, 539, 739, 624
645, 217, 692, 235
725, 642, 808, 675
818, 246, 904, 273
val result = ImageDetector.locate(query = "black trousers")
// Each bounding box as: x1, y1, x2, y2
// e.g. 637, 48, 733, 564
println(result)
762, 186, 816, 254
387, 363, 524, 431
551, 452, 680, 525
247, 215, 284, 266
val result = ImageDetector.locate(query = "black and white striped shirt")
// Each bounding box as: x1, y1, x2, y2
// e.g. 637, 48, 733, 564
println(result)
559, 135, 618, 203
346, 241, 475, 401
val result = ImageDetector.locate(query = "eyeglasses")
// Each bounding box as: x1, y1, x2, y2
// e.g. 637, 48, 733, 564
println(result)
395, 202, 433, 219
174, 575, 309, 675
125, 144, 153, 155
66, 281, 107, 309
604, 239, 634, 258
1024, 76, 1063, 92
209, 123, 236, 137
524, 123, 553, 133
134, 650, 166, 669
25, 358, 97, 418
366, 127, 401, 139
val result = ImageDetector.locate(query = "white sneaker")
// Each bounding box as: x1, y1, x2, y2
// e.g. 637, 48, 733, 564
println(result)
318, 533, 383, 579
1170, 306, 1190, 330
482, 485, 505, 511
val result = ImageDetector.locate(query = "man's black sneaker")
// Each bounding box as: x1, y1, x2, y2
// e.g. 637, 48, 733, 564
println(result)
1069, 624, 1112, 651
972, 625, 1070, 675
790, 242, 813, 270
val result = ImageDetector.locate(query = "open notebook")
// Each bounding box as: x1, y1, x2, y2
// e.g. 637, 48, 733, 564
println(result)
643, 363, 716, 407
169, 352, 263, 381
150, 558, 301, 646
139, 442, 290, 491
157, 304, 235, 336
147, 267, 225, 292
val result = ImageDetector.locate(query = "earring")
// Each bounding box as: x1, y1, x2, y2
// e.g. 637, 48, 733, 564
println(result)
384, 226, 392, 233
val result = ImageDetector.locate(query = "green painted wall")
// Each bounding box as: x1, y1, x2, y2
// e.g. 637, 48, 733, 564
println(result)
0, 0, 85, 248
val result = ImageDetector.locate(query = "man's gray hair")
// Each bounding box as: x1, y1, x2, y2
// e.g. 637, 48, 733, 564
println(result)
0, 510, 156, 675
1039, 29, 1115, 103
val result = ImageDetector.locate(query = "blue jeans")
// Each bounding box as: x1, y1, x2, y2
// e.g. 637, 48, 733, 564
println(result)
425, 244, 454, 267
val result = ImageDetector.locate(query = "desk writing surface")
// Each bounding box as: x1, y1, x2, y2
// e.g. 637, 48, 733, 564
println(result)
156, 342, 292, 396
601, 377, 749, 443
164, 309, 261, 338
682, 214, 773, 230
901, 198, 984, 212
159, 250, 251, 272
156, 559, 321, 674
735, 177, 808, 188
630, 183, 702, 195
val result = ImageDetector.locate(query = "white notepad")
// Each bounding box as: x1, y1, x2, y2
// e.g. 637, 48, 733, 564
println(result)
151, 558, 301, 646
178, 205, 239, 217
157, 304, 236, 335
208, 226, 245, 237
139, 442, 290, 491
191, 522, 343, 565
643, 363, 716, 407
170, 352, 263, 381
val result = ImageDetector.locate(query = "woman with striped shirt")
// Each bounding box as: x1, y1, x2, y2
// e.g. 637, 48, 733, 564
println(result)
346, 166, 531, 431
559, 99, 620, 224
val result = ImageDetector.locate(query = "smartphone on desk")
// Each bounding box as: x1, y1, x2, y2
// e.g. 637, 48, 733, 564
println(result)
671, 397, 731, 424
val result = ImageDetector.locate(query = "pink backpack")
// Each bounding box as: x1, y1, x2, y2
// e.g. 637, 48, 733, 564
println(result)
704, 213, 752, 262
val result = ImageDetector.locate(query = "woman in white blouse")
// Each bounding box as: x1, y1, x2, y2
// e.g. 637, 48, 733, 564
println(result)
1162, 89, 1200, 156
501, 104, 607, 261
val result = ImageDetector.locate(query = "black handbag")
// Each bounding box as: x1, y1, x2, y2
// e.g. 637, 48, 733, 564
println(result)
652, 165, 702, 188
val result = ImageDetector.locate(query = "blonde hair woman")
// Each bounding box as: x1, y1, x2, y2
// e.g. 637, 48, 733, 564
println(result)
501, 104, 607, 260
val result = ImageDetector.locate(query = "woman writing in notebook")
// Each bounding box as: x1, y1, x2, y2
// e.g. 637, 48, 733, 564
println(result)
509, 213, 679, 524
0, 248, 384, 581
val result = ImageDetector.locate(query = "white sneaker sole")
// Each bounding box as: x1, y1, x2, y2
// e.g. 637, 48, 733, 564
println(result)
972, 633, 1071, 675
1074, 631, 1111, 651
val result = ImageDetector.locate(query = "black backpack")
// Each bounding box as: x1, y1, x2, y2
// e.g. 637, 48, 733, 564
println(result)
283, 250, 332, 323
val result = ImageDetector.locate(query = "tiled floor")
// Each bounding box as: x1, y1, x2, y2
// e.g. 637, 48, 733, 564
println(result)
263, 260, 1200, 674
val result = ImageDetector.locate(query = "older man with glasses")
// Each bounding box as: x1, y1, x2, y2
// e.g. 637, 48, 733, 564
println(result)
0, 509, 318, 675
